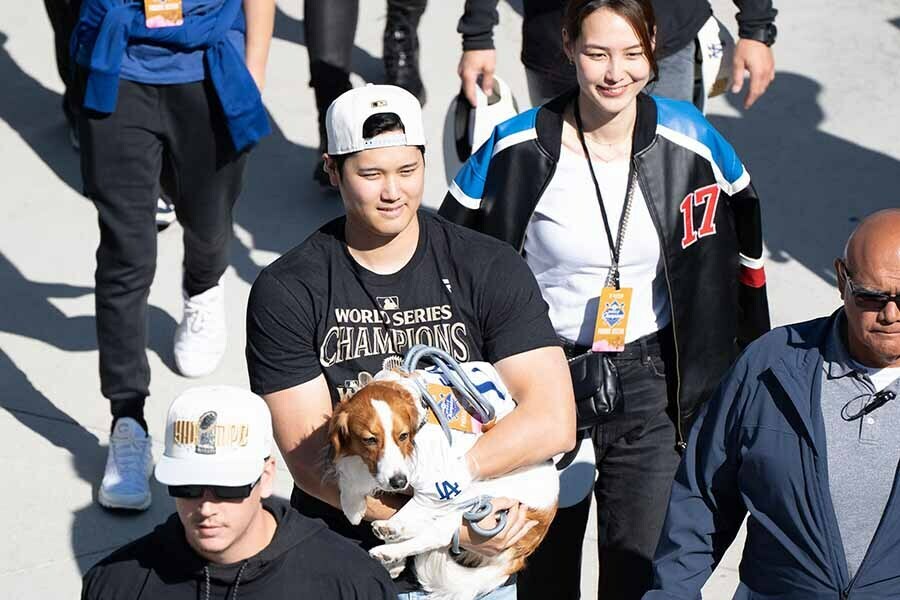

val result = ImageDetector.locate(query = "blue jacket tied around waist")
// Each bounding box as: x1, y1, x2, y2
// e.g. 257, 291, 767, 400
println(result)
73, 0, 270, 152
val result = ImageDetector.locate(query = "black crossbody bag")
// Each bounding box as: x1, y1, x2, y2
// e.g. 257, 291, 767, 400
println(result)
567, 98, 637, 431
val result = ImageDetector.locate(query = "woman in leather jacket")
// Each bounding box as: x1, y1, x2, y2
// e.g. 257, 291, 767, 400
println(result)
439, 1, 770, 598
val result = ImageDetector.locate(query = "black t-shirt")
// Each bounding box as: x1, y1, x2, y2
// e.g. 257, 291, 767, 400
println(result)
245, 212, 558, 591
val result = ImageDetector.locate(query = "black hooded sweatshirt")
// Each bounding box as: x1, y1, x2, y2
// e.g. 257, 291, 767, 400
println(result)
81, 499, 397, 600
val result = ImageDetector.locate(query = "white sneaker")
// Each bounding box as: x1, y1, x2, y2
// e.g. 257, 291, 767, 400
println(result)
98, 417, 153, 511
174, 281, 227, 378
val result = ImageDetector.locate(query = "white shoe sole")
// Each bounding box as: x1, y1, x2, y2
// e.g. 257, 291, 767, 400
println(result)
98, 487, 152, 511
174, 352, 224, 378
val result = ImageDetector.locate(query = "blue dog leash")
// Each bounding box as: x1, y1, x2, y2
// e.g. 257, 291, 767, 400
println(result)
400, 345, 509, 549
402, 345, 497, 445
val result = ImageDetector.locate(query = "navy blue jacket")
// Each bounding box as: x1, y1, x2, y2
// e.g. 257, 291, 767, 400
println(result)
646, 312, 900, 599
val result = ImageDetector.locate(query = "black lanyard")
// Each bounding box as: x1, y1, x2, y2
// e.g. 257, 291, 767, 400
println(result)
573, 97, 637, 290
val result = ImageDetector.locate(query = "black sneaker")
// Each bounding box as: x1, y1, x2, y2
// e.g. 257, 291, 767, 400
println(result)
383, 20, 426, 105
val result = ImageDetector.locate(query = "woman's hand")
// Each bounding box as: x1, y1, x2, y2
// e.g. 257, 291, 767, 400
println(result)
457, 497, 538, 557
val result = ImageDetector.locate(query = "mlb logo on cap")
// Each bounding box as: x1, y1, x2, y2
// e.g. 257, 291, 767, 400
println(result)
155, 386, 273, 488
325, 84, 426, 155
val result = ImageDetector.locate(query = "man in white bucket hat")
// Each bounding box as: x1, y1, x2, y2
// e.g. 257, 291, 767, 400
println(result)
82, 386, 396, 599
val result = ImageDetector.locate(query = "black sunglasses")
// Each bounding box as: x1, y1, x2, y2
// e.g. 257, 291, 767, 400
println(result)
168, 477, 261, 500
839, 261, 900, 312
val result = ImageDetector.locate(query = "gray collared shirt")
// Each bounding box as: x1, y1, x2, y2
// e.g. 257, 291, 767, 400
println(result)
820, 312, 900, 579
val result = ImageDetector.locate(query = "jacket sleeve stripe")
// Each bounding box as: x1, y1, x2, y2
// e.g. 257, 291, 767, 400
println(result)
739, 265, 767, 288
448, 179, 482, 210
491, 127, 538, 158
657, 124, 751, 196
447, 108, 540, 212
739, 253, 765, 270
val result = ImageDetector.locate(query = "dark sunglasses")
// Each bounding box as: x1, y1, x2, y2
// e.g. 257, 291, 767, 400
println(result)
168, 477, 261, 500
839, 261, 900, 312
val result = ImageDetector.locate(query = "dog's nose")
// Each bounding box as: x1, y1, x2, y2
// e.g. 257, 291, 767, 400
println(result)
388, 473, 408, 490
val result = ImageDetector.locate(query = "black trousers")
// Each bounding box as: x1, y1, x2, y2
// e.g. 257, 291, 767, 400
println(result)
43, 0, 82, 124
518, 330, 682, 600
304, 0, 427, 144
77, 76, 247, 417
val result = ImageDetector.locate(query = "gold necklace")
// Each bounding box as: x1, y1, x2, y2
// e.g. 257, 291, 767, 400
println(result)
582, 135, 631, 162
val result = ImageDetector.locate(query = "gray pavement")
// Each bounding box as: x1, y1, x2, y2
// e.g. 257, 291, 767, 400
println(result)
1, 0, 898, 598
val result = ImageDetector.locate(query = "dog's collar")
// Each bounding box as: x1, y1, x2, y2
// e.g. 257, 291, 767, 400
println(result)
415, 401, 429, 432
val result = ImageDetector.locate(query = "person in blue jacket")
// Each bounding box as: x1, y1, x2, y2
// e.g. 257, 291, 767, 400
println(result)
71, 0, 274, 512
646, 208, 900, 599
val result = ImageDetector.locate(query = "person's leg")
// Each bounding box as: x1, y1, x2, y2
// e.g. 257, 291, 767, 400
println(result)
384, 0, 427, 103
479, 584, 517, 599
78, 74, 161, 510
161, 79, 247, 377
524, 67, 574, 107
592, 338, 681, 600
43, 0, 81, 145
644, 41, 697, 105
516, 490, 592, 599
397, 584, 517, 599
304, 0, 358, 152
79, 76, 163, 426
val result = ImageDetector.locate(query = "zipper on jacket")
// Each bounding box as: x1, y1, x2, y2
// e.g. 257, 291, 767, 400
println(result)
633, 164, 685, 451
659, 242, 685, 451
837, 468, 900, 600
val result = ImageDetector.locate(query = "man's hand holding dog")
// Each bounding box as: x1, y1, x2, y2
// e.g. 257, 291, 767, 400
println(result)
458, 497, 538, 556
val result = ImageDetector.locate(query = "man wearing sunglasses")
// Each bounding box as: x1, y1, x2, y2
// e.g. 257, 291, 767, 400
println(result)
82, 386, 397, 599
645, 208, 900, 600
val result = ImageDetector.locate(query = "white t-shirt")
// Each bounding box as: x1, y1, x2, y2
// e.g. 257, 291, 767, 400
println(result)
524, 146, 670, 346
850, 361, 900, 392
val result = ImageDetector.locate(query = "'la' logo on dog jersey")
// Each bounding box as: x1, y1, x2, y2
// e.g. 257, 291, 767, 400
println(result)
435, 480, 461, 501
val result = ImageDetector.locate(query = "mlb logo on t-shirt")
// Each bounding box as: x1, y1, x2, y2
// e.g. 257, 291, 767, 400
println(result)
377, 296, 400, 310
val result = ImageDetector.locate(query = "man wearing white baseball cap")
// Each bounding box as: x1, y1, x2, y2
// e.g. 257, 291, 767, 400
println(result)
82, 386, 397, 599
246, 85, 575, 596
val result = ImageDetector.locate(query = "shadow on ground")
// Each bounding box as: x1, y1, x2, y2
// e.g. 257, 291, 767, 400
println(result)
228, 109, 344, 286
0, 350, 176, 576
0, 31, 81, 192
0, 252, 178, 369
708, 72, 900, 285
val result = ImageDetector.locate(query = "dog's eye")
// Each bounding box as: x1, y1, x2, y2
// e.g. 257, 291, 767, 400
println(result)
363, 436, 378, 446
398, 432, 409, 442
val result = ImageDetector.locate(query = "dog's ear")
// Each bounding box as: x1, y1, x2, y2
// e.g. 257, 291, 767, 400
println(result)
329, 409, 351, 457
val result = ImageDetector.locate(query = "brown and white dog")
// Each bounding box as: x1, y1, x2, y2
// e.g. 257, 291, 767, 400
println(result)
328, 370, 558, 600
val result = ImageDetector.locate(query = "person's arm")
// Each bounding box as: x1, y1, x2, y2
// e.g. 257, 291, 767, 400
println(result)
644, 359, 750, 599
466, 345, 575, 477
457, 0, 501, 106
729, 181, 771, 346
243, 0, 275, 91
730, 0, 777, 109
246, 270, 406, 520
465, 245, 577, 476
696, 122, 770, 346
